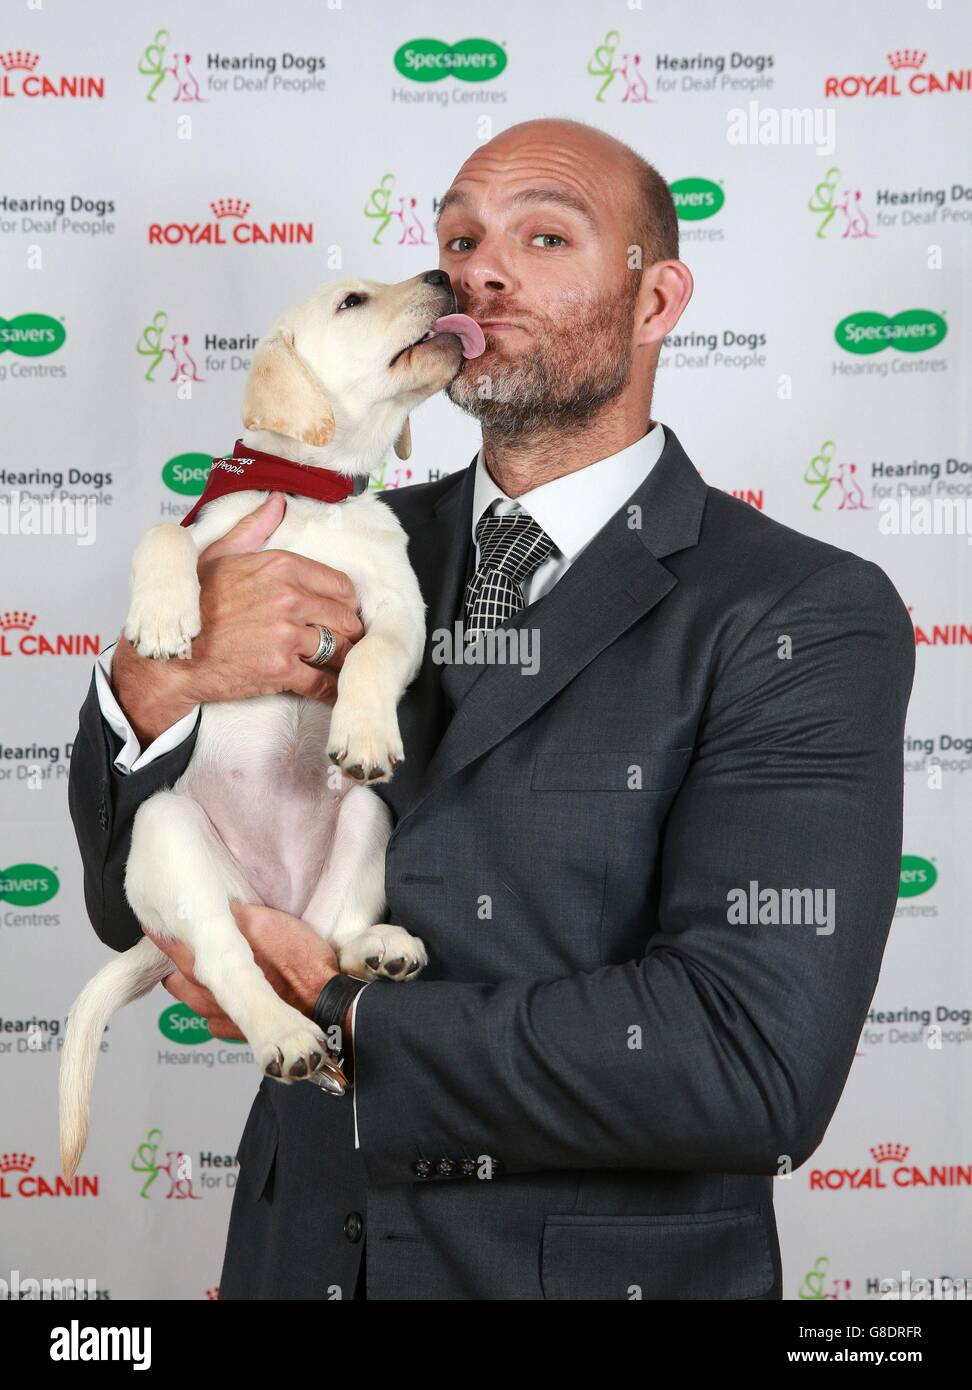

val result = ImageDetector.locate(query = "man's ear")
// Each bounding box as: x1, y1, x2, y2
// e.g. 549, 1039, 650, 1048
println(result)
393, 415, 412, 460
241, 330, 336, 447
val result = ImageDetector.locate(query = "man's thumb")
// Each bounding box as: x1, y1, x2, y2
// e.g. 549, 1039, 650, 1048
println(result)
199, 492, 286, 561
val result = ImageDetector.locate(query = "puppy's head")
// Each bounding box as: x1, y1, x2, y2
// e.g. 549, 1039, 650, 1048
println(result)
242, 271, 477, 468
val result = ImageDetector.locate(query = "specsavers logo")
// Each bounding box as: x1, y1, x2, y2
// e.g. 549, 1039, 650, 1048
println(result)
670, 178, 724, 221
835, 310, 947, 354
162, 454, 212, 496
0, 314, 65, 357
0, 863, 58, 906
394, 38, 506, 82
899, 855, 937, 897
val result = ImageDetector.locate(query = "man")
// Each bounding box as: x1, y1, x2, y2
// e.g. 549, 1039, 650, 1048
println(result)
69, 118, 914, 1300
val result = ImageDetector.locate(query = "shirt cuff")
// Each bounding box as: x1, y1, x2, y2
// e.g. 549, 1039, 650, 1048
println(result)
95, 642, 200, 776
351, 983, 369, 1150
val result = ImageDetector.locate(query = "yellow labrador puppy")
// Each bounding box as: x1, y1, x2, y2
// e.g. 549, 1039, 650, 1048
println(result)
59, 271, 485, 1177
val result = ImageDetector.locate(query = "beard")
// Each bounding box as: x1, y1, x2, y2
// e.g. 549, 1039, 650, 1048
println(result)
446, 275, 640, 440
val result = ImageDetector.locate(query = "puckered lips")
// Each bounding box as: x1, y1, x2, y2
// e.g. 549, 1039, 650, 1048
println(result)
389, 312, 486, 367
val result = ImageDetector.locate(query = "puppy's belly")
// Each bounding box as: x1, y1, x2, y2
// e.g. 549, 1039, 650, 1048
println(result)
181, 695, 347, 917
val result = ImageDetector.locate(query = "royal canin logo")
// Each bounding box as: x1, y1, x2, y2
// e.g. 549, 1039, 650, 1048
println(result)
907, 608, 972, 648
825, 49, 972, 98
809, 1142, 972, 1191
0, 611, 100, 657
0, 1152, 99, 1198
0, 49, 105, 99
148, 197, 314, 246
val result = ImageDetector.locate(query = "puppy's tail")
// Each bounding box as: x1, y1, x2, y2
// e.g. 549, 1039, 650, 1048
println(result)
59, 936, 172, 1179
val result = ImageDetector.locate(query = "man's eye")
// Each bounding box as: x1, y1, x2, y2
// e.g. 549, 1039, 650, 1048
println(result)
445, 236, 476, 253
337, 292, 367, 311
530, 233, 565, 249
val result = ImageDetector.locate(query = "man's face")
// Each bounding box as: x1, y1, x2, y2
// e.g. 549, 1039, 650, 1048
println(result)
435, 132, 643, 436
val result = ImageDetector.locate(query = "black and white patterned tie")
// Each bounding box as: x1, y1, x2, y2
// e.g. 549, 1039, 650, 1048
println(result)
464, 506, 554, 641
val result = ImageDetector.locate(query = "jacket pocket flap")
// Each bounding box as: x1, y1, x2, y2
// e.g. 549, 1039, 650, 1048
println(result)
541, 1206, 776, 1300
531, 748, 692, 792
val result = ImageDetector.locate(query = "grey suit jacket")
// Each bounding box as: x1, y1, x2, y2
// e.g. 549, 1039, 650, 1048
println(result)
67, 426, 915, 1300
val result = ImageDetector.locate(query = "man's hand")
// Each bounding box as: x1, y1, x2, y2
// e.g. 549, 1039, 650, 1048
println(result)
146, 903, 341, 1042
111, 493, 365, 746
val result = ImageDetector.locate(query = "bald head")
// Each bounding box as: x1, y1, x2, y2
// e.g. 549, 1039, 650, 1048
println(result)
455, 117, 679, 266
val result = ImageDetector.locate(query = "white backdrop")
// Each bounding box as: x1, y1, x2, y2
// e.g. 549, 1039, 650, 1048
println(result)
1, 0, 969, 1302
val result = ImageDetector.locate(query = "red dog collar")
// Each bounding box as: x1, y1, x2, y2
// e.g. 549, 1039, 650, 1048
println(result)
180, 439, 359, 527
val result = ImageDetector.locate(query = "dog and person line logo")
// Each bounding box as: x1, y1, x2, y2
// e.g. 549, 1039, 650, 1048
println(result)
835, 310, 947, 354
0, 49, 104, 98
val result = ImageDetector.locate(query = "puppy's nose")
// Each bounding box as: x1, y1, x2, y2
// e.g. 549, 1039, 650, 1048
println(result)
423, 269, 451, 289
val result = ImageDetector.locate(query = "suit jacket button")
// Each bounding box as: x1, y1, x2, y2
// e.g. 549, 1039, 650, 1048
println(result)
343, 1211, 363, 1243
413, 1159, 432, 1179
436, 1158, 455, 1178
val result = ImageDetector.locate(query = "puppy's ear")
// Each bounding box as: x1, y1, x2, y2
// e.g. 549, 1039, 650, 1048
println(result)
241, 331, 336, 447
393, 415, 412, 460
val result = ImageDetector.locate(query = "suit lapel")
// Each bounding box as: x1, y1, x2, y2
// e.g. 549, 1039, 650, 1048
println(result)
393, 426, 708, 831
386, 460, 476, 822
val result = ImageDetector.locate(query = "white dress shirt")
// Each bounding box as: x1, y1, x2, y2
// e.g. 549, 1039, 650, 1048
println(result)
91, 420, 665, 1149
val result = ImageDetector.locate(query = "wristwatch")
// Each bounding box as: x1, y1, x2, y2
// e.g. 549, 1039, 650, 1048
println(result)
310, 974, 368, 1092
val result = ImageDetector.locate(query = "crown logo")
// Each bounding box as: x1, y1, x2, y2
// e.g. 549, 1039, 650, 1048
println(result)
0, 1152, 35, 1173
870, 1142, 910, 1164
0, 611, 36, 632
887, 49, 926, 71
0, 50, 40, 72
210, 198, 250, 220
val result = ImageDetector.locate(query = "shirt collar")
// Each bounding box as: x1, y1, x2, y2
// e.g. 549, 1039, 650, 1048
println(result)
471, 421, 666, 563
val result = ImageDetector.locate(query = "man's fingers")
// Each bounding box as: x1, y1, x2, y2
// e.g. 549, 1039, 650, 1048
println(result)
199, 492, 287, 563
286, 659, 339, 705
293, 619, 356, 670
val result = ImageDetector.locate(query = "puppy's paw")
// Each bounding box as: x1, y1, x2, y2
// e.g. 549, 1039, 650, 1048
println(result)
251, 1007, 331, 1082
339, 925, 428, 981
125, 581, 201, 661
327, 701, 404, 784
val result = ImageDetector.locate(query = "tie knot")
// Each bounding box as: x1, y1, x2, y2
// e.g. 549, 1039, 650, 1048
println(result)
473, 507, 554, 584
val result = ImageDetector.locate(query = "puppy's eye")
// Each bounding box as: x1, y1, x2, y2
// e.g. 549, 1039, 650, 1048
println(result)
337, 292, 367, 311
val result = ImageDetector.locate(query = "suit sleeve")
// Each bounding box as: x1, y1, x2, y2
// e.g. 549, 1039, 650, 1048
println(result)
68, 667, 201, 951
351, 558, 915, 1187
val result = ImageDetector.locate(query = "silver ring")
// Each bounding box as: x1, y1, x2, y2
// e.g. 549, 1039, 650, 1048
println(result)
303, 623, 336, 668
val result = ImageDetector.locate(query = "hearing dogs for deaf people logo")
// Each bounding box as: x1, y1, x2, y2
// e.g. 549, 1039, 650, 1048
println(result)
586, 31, 654, 103
0, 864, 59, 906
804, 441, 870, 512
809, 169, 878, 240
131, 1128, 200, 1200
137, 312, 205, 385
148, 197, 314, 247
899, 855, 937, 897
0, 314, 65, 357
0, 1153, 98, 1198
825, 49, 972, 98
365, 175, 432, 246
0, 50, 105, 99
835, 310, 947, 354
809, 1143, 972, 1192
0, 611, 99, 657
137, 29, 327, 101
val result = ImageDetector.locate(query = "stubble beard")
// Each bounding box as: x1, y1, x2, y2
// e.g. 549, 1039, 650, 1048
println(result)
445, 277, 641, 443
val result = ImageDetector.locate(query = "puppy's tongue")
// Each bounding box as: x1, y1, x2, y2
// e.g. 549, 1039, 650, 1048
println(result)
432, 313, 486, 359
